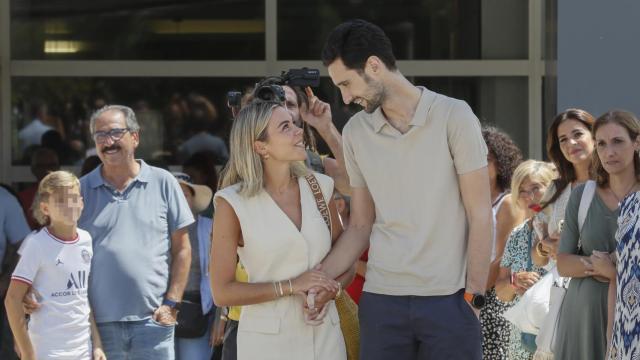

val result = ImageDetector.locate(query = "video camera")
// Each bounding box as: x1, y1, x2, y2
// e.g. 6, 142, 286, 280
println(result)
227, 68, 320, 108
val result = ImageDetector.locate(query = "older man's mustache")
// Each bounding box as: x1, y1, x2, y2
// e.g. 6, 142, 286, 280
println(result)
101, 144, 121, 153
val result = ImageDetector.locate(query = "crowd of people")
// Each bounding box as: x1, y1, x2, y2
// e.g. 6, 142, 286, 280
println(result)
0, 18, 639, 360
15, 92, 231, 169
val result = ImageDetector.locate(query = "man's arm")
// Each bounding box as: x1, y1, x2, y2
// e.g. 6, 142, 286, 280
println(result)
323, 157, 350, 196
301, 87, 351, 195
155, 227, 191, 324
458, 167, 493, 296
321, 186, 375, 279
167, 227, 191, 301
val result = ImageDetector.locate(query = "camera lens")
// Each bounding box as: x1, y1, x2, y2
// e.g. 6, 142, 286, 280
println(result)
255, 85, 286, 103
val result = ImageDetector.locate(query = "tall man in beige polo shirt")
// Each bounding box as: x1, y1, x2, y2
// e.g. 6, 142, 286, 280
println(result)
318, 20, 493, 360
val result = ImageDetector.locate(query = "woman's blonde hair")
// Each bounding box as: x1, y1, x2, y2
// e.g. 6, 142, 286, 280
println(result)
219, 100, 307, 196
32, 170, 80, 226
510, 160, 557, 210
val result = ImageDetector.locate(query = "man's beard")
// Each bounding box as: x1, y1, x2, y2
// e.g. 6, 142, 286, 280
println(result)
361, 74, 385, 113
363, 94, 383, 113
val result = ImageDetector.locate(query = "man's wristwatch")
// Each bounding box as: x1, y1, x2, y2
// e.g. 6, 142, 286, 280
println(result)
464, 292, 487, 310
162, 298, 182, 311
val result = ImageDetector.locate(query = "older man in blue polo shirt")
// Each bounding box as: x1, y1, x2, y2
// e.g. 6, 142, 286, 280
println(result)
79, 105, 193, 359
84, 105, 194, 359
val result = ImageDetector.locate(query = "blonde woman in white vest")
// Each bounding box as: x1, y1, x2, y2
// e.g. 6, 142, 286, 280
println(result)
210, 100, 349, 360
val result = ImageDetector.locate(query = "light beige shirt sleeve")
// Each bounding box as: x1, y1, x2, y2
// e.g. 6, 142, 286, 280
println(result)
446, 101, 489, 174
342, 122, 367, 188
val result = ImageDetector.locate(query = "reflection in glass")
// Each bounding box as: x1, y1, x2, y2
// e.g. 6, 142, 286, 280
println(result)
10, 77, 261, 165
11, 76, 528, 166
10, 0, 265, 60
416, 77, 528, 150
325, 76, 529, 151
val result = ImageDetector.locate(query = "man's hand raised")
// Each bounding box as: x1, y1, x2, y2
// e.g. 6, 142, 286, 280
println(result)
301, 87, 332, 132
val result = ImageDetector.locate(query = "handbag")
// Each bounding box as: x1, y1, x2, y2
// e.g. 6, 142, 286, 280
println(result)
503, 270, 553, 335
304, 173, 360, 360
533, 180, 596, 360
502, 230, 551, 337
175, 291, 209, 338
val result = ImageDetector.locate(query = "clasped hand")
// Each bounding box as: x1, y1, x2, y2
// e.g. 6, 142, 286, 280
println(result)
291, 265, 339, 325
513, 271, 540, 296
580, 250, 616, 282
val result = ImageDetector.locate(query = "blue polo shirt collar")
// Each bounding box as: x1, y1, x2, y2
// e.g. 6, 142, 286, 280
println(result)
87, 159, 151, 189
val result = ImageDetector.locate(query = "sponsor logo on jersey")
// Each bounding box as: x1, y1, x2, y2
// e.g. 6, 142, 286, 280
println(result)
51, 270, 88, 297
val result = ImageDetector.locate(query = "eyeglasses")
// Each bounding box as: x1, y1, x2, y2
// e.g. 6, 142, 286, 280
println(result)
93, 128, 131, 143
518, 185, 544, 199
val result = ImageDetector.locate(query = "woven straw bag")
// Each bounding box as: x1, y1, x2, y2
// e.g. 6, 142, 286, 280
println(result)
335, 290, 360, 360
304, 174, 360, 360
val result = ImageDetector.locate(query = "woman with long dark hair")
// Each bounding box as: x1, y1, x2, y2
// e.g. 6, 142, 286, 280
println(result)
530, 109, 596, 359
533, 109, 596, 263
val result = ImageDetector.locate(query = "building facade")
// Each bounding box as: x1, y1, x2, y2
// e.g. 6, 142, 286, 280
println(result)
1, 0, 555, 185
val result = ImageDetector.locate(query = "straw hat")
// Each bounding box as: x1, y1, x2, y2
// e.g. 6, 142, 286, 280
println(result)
173, 172, 213, 213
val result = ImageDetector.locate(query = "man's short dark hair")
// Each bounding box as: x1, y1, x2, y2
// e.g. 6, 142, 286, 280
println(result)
321, 19, 397, 71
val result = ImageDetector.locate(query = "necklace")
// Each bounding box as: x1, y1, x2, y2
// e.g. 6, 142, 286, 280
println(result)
609, 181, 638, 205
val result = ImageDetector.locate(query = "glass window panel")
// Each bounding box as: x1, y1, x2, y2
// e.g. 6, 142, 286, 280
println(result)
10, 77, 261, 165
10, 76, 528, 167
10, 0, 265, 60
278, 0, 528, 60
416, 77, 528, 151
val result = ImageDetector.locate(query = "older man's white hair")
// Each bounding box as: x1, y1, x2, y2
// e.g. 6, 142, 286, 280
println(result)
89, 105, 140, 135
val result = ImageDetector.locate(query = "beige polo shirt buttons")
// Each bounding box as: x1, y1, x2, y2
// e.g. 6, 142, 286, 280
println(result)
342, 86, 488, 296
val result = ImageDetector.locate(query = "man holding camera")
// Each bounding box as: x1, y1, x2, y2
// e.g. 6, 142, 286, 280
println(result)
317, 19, 493, 360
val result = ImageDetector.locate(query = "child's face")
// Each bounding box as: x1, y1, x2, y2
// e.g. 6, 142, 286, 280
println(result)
42, 186, 84, 226
517, 177, 548, 210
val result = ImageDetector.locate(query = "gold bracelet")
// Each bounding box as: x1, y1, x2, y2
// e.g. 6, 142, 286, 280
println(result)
288, 279, 293, 295
535, 241, 549, 258
335, 282, 342, 299
273, 282, 279, 298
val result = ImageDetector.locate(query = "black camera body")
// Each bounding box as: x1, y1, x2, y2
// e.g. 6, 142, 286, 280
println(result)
226, 91, 243, 108
281, 67, 320, 88
227, 68, 320, 110
253, 67, 320, 103
254, 84, 287, 103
